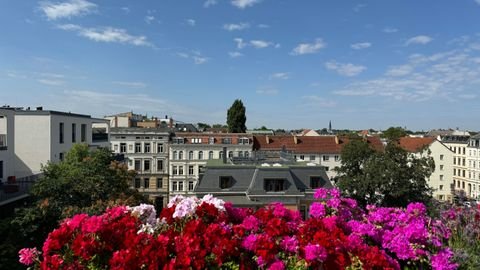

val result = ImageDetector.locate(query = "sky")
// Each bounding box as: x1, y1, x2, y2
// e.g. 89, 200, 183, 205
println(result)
1, 0, 480, 131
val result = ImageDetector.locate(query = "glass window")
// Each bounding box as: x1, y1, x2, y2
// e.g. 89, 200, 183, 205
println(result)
220, 176, 234, 189
172, 181, 178, 191
144, 178, 150, 188
81, 124, 86, 142
144, 160, 151, 171
178, 181, 184, 191
209, 151, 214, 159
173, 151, 178, 160
189, 151, 194, 160
264, 179, 285, 192
120, 143, 127, 153
179, 151, 183, 160
188, 181, 194, 191
198, 151, 204, 160
334, 155, 340, 161
310, 176, 322, 189
323, 155, 330, 161
134, 178, 141, 188
173, 166, 178, 175
157, 178, 163, 188
228, 151, 233, 158
440, 154, 444, 161
188, 165, 194, 175
244, 151, 249, 158
72, 123, 76, 143
59, 122, 64, 144
157, 160, 163, 171
135, 143, 141, 153
310, 155, 315, 161
134, 159, 141, 171
157, 143, 164, 153
144, 143, 151, 153
179, 165, 184, 175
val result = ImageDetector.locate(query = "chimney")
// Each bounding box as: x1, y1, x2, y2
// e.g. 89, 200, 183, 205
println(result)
266, 135, 270, 144
335, 136, 339, 144
294, 135, 298, 144
222, 147, 227, 164
36, 106, 43, 111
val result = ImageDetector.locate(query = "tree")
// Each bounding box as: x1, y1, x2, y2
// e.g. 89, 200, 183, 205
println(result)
336, 140, 434, 208
9, 144, 146, 267
197, 122, 211, 130
382, 126, 408, 142
227, 99, 247, 133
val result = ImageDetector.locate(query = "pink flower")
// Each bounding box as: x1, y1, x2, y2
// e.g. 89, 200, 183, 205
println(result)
18, 247, 39, 265
309, 202, 326, 218
304, 244, 327, 262
281, 236, 298, 253
242, 215, 259, 231
268, 260, 285, 270
242, 234, 257, 251
313, 188, 328, 200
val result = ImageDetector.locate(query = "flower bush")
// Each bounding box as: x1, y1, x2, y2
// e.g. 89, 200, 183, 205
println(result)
19, 189, 457, 269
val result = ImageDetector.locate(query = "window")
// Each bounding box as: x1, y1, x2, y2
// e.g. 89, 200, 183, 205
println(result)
199, 165, 205, 174
114, 144, 118, 151
157, 178, 163, 188
198, 151, 204, 160
179, 151, 183, 160
157, 143, 164, 153
454, 158, 456, 165
463, 148, 466, 155
59, 122, 64, 144
128, 144, 133, 151
310, 155, 315, 161
0, 160, 3, 179
144, 143, 151, 153
453, 168, 456, 176
219, 151, 224, 159
440, 175, 444, 181
173, 151, 178, 160
179, 166, 184, 175
59, 152, 64, 161
173, 138, 184, 144
188, 181, 194, 191
238, 151, 243, 158
178, 181, 184, 191
81, 124, 86, 142
238, 137, 249, 144
135, 143, 141, 153
463, 170, 466, 177
172, 181, 178, 191
264, 179, 285, 192
300, 155, 305, 160
245, 151, 249, 158
188, 165, 194, 175
324, 166, 329, 171
144, 178, 150, 189
144, 160, 151, 171
157, 160, 163, 172
220, 176, 234, 189
134, 178, 141, 188
222, 138, 232, 144
439, 185, 443, 191
72, 123, 76, 143
173, 166, 178, 175
209, 137, 215, 144
189, 151, 194, 160
134, 160, 141, 171
120, 143, 127, 153
310, 176, 322, 189
323, 155, 330, 161
440, 165, 444, 171
191, 138, 202, 144
463, 159, 466, 166
440, 155, 444, 161
209, 151, 214, 159
334, 155, 340, 162
228, 151, 233, 158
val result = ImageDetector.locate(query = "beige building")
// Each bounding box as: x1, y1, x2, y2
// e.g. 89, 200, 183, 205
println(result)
0, 108, 15, 182
438, 135, 470, 198
467, 134, 480, 200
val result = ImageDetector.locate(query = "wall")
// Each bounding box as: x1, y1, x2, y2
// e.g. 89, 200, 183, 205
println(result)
0, 109, 15, 182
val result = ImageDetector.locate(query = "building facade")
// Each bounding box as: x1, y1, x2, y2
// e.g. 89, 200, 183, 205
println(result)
0, 109, 15, 182
110, 128, 170, 207
467, 134, 480, 200
169, 133, 253, 196
438, 135, 470, 198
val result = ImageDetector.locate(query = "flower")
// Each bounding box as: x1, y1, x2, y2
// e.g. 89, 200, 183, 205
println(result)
309, 202, 326, 218
304, 243, 327, 262
18, 247, 39, 265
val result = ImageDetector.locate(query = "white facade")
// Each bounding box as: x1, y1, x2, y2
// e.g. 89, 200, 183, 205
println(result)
0, 109, 15, 182
467, 134, 480, 199
439, 135, 470, 198
13, 110, 107, 177
293, 153, 341, 179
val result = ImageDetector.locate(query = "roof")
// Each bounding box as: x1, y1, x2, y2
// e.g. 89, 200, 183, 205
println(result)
253, 135, 383, 154
172, 132, 253, 145
13, 109, 92, 119
398, 137, 436, 152
110, 127, 171, 134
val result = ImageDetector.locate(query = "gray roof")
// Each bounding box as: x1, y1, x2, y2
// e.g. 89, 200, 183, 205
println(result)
110, 127, 171, 134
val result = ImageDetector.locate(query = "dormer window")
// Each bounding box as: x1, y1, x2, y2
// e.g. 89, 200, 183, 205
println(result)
219, 176, 234, 189
238, 137, 250, 145
191, 138, 202, 144
310, 176, 322, 189
222, 137, 232, 144
264, 179, 285, 192
173, 137, 184, 144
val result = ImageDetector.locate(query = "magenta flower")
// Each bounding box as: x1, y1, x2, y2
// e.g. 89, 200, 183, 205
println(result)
281, 236, 298, 253
309, 202, 326, 218
242, 215, 259, 231
313, 188, 328, 200
268, 260, 285, 270
242, 234, 257, 251
18, 247, 39, 266
304, 243, 327, 262
431, 248, 457, 270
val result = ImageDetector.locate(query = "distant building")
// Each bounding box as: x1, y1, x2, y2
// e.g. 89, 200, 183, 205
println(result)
195, 159, 333, 217
398, 137, 454, 202
169, 133, 253, 196
105, 112, 144, 128
0, 109, 15, 182
298, 129, 320, 136
467, 134, 480, 199
437, 134, 470, 198
110, 127, 170, 207
246, 129, 275, 135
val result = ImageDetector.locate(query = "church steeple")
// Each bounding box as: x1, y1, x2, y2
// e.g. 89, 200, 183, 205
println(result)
328, 120, 332, 133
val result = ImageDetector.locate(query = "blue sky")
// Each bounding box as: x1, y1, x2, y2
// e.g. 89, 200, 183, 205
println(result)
1, 0, 480, 131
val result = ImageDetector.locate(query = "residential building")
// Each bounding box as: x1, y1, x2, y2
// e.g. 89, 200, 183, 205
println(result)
0, 109, 15, 182
13, 107, 109, 178
298, 129, 320, 136
110, 127, 170, 207
105, 112, 144, 128
398, 137, 454, 202
253, 135, 384, 180
169, 133, 253, 196
437, 134, 470, 198
195, 158, 333, 217
467, 134, 480, 200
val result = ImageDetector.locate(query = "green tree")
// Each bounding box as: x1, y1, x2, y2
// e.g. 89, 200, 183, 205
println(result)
10, 144, 146, 266
336, 140, 434, 207
227, 99, 247, 133
382, 126, 408, 141
197, 122, 211, 130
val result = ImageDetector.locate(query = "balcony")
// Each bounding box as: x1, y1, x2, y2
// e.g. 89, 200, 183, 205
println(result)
0, 134, 6, 151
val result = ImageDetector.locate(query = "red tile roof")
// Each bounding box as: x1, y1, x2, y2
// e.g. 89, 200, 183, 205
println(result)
253, 135, 383, 154
174, 132, 252, 145
398, 137, 436, 152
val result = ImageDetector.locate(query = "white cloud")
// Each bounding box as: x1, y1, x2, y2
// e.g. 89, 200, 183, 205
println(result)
223, 23, 250, 31
38, 79, 64, 86
39, 0, 96, 20
269, 72, 290, 80
353, 3, 366, 12
121, 7, 130, 13
234, 38, 246, 49
57, 24, 152, 47
112, 81, 147, 88
204, 0, 218, 7
406, 35, 433, 46
325, 61, 366, 77
385, 65, 414, 77
177, 52, 209, 64
351, 42, 372, 50
231, 0, 262, 9
257, 24, 270, 28
228, 51, 243, 58
187, 19, 196, 26
302, 96, 337, 107
250, 40, 271, 48
383, 27, 398, 33
256, 87, 279, 95
291, 38, 326, 55
193, 56, 208, 65
145, 15, 155, 24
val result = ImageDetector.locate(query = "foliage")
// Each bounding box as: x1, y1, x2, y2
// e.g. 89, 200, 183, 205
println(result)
20, 189, 456, 270
336, 140, 434, 207
227, 99, 247, 133
197, 122, 211, 130
382, 126, 408, 141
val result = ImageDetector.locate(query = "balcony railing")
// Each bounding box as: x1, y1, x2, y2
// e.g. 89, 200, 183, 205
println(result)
0, 174, 41, 203
0, 134, 6, 151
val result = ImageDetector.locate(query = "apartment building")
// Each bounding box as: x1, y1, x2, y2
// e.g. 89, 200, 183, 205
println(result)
253, 135, 384, 179
399, 137, 454, 202
0, 109, 15, 182
169, 133, 253, 196
438, 134, 470, 198
467, 134, 480, 200
12, 107, 109, 178
110, 127, 170, 207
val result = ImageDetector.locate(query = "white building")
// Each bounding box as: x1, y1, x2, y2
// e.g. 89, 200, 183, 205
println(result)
169, 133, 253, 196
110, 127, 170, 207
399, 137, 454, 202
438, 134, 470, 198
0, 109, 15, 182
467, 134, 480, 200
13, 108, 109, 178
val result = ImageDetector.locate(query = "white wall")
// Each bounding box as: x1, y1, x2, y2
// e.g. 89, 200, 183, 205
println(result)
428, 141, 454, 201
0, 109, 15, 182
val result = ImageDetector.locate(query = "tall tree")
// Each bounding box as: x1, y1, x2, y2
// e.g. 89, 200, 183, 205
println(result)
336, 140, 434, 207
382, 126, 408, 142
227, 99, 247, 133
